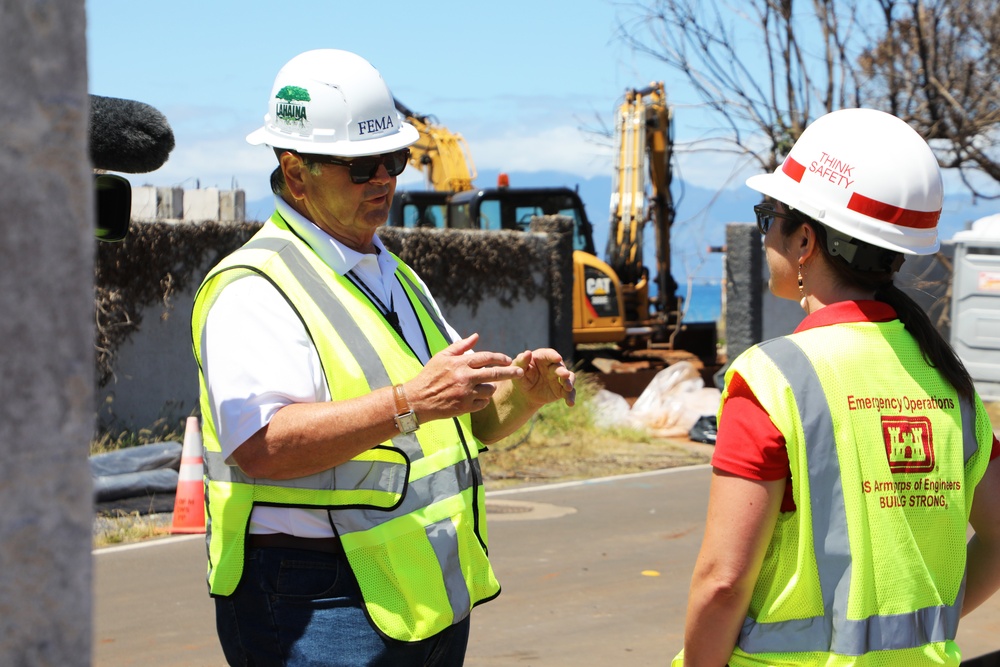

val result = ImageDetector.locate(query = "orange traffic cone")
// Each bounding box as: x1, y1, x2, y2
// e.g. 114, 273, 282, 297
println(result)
170, 416, 206, 534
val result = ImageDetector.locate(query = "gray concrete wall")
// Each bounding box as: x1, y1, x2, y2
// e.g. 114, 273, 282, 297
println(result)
182, 188, 221, 221
0, 2, 94, 664
530, 216, 576, 365
98, 283, 201, 431
720, 223, 764, 378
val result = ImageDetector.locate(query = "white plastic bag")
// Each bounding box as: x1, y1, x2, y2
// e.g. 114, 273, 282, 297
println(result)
590, 388, 639, 430
629, 361, 722, 438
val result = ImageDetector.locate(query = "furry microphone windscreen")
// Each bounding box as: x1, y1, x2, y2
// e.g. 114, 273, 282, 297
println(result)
89, 94, 175, 174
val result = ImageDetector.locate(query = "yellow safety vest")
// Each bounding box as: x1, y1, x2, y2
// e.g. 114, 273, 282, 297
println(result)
191, 212, 500, 642
674, 318, 994, 666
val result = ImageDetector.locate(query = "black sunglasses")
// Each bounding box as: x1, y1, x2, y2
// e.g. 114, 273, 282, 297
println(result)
753, 203, 800, 235
299, 148, 411, 184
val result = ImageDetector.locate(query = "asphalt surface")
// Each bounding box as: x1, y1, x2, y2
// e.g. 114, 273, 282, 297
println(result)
93, 465, 1000, 666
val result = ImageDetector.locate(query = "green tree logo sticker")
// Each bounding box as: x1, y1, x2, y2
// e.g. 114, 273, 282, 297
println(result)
276, 86, 311, 103
274, 86, 310, 126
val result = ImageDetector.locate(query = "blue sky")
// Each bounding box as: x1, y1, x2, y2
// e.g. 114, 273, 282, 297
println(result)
86, 1, 998, 289
85, 0, 760, 289
86, 0, 700, 197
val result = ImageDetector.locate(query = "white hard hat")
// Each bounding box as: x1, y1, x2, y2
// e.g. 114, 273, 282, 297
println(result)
246, 49, 418, 157
746, 108, 942, 255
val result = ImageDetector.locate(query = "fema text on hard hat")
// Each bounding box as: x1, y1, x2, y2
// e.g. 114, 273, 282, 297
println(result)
809, 152, 855, 189
358, 116, 395, 135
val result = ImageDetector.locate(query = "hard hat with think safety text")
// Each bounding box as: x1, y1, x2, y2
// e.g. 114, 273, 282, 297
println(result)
746, 108, 942, 255
246, 49, 418, 158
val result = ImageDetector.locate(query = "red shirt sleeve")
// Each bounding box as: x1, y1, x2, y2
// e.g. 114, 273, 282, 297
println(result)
713, 372, 789, 479
713, 372, 796, 511
992, 434, 999, 460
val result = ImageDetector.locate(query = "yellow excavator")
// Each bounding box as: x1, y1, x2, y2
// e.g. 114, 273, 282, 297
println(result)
388, 89, 716, 370
393, 99, 477, 194
604, 81, 680, 345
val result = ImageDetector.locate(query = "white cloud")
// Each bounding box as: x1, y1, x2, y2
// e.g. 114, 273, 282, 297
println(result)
674, 148, 764, 192
396, 168, 430, 190
123, 138, 276, 202
464, 122, 766, 191
468, 125, 614, 179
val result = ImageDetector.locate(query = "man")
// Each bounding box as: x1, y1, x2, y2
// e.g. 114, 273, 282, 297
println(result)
191, 49, 576, 667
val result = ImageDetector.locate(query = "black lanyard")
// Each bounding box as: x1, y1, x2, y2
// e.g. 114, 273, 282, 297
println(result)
346, 269, 402, 337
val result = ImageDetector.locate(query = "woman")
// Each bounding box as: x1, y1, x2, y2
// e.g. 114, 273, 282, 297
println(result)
673, 108, 1000, 667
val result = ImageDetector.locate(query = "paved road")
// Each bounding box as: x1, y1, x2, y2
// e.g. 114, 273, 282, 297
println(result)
94, 465, 1000, 666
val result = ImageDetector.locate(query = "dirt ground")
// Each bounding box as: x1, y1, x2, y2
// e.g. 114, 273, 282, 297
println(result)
480, 435, 715, 491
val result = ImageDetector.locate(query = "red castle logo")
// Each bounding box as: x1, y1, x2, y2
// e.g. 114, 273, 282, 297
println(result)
882, 415, 935, 473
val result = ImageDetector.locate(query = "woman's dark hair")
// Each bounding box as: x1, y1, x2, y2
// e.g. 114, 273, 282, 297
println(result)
779, 213, 975, 401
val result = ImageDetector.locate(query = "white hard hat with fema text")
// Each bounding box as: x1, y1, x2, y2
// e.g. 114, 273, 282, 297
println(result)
246, 49, 418, 158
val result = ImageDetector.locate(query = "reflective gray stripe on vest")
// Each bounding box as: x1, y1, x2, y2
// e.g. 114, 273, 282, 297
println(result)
959, 397, 978, 465
738, 336, 961, 656
243, 235, 293, 254
397, 270, 449, 339
204, 448, 405, 495
329, 456, 482, 535
428, 516, 473, 618
204, 449, 248, 484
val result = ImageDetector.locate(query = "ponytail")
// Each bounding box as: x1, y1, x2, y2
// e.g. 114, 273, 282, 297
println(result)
873, 282, 975, 402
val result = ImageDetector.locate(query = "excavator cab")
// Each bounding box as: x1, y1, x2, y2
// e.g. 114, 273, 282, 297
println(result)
387, 183, 628, 347
389, 191, 449, 229
446, 186, 597, 254
444, 186, 627, 345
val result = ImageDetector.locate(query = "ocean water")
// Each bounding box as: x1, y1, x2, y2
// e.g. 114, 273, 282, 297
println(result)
677, 281, 723, 323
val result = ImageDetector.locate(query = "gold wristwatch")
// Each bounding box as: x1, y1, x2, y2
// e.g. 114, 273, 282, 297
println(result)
392, 384, 419, 434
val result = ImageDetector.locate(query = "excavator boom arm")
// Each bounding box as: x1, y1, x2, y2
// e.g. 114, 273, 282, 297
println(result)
606, 82, 676, 310
394, 98, 477, 193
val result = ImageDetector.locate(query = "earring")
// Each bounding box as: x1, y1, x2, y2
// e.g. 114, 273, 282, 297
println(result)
798, 263, 808, 311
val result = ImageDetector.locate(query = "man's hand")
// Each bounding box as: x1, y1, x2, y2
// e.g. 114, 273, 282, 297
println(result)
511, 348, 576, 408
405, 333, 524, 422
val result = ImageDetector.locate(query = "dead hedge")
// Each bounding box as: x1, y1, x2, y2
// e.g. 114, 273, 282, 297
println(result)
95, 220, 566, 387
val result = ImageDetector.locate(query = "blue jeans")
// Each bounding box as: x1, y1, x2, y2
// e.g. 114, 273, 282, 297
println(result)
215, 545, 471, 666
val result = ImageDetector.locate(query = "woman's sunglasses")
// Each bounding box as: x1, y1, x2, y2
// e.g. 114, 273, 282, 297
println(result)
753, 203, 801, 235
299, 148, 411, 184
